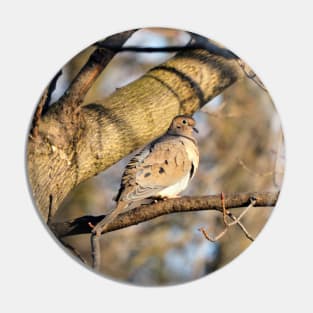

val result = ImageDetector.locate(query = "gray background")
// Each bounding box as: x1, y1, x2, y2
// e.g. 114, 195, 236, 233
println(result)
0, 1, 311, 312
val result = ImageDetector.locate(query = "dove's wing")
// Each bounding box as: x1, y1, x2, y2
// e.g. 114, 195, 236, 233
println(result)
117, 135, 197, 202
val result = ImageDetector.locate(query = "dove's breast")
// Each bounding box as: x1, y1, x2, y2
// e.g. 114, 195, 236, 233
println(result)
157, 137, 199, 198
157, 172, 191, 197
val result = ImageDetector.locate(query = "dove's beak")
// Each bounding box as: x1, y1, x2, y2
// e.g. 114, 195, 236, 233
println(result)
193, 127, 199, 133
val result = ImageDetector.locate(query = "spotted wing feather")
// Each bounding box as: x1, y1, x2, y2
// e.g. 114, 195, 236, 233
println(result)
116, 136, 193, 202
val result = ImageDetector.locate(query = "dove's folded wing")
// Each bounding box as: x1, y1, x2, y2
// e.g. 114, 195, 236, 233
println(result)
121, 137, 192, 201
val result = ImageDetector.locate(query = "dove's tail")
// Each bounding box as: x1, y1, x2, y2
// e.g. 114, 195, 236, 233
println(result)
92, 201, 129, 236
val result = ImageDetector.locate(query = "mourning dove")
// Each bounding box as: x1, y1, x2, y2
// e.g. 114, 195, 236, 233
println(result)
92, 115, 199, 236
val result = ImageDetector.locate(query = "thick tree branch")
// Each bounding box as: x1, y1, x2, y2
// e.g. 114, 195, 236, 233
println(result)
57, 29, 137, 110
50, 191, 278, 238
95, 32, 265, 91
27, 30, 137, 220
28, 30, 247, 221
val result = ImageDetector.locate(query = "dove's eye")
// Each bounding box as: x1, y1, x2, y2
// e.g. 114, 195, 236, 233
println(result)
182, 119, 187, 125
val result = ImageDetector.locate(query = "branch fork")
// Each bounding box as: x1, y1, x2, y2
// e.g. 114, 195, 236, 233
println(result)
199, 193, 256, 242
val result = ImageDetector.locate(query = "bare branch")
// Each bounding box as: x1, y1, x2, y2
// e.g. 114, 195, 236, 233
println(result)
90, 233, 101, 271
199, 194, 256, 242
56, 29, 137, 110
95, 33, 266, 92
47, 194, 53, 225
199, 227, 228, 242
50, 191, 278, 238
237, 59, 267, 91
42, 70, 63, 114
238, 158, 276, 177
95, 32, 238, 60
30, 70, 62, 138
273, 131, 285, 188
59, 237, 87, 264
29, 34, 246, 221
229, 214, 255, 241
226, 198, 255, 227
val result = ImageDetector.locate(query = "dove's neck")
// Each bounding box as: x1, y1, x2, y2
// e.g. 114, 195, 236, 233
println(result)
167, 132, 197, 145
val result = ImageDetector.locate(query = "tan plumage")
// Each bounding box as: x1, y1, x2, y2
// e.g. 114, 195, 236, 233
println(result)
92, 115, 199, 236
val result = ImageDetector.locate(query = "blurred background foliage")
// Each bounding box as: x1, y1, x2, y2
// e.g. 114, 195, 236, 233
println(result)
51, 28, 284, 286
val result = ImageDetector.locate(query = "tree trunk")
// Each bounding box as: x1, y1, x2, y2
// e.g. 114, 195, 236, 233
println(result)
27, 37, 245, 222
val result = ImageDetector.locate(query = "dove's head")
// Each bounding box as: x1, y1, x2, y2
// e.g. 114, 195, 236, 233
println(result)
168, 115, 198, 138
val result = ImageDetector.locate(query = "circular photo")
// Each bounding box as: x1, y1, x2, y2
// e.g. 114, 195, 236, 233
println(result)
27, 27, 285, 286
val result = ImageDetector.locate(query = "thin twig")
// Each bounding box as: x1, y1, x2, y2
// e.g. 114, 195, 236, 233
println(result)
59, 237, 87, 264
31, 70, 62, 137
31, 91, 47, 138
273, 131, 284, 188
202, 101, 251, 119
47, 194, 53, 225
200, 226, 228, 242
226, 198, 256, 226
206, 112, 250, 119
94, 33, 238, 60
94, 45, 199, 53
199, 195, 256, 242
95, 36, 266, 93
238, 158, 278, 177
30, 70, 62, 138
237, 59, 267, 92
90, 233, 101, 271
42, 70, 63, 114
229, 215, 255, 242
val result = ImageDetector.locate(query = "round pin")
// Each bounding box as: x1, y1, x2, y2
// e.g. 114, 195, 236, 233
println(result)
26, 27, 284, 286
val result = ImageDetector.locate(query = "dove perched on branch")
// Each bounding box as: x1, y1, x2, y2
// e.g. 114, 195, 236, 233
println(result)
92, 115, 199, 236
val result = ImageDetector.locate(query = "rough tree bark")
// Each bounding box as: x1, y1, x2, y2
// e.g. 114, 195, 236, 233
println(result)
27, 30, 246, 222
51, 191, 278, 238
